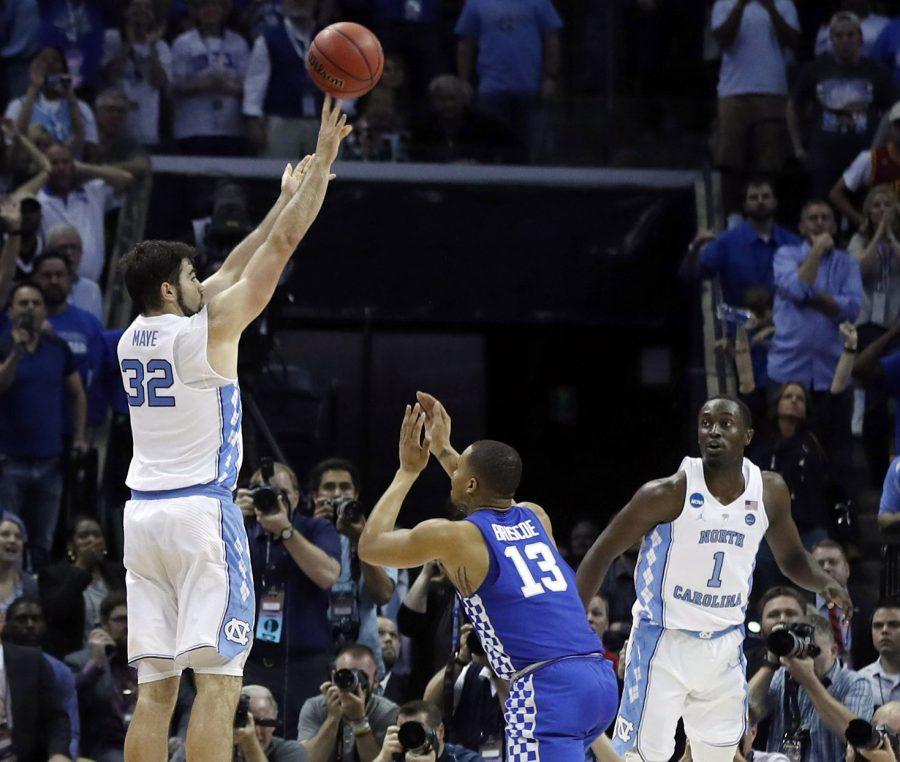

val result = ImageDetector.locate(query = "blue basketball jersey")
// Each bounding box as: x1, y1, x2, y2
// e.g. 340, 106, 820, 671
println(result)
460, 505, 603, 679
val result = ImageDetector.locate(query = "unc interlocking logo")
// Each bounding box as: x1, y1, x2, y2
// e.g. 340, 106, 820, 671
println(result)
615, 717, 635, 743
223, 618, 251, 645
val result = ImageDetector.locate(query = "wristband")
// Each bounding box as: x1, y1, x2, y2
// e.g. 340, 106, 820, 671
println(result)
351, 719, 371, 736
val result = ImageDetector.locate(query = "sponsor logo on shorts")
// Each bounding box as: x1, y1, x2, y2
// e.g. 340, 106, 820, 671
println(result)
689, 493, 704, 508
745, 513, 756, 526
223, 618, 251, 645
615, 716, 635, 743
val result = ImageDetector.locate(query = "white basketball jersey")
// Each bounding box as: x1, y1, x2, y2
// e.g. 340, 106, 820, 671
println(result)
117, 307, 243, 492
632, 457, 768, 633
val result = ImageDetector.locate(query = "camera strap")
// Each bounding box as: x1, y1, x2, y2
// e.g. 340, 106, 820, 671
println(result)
783, 676, 803, 735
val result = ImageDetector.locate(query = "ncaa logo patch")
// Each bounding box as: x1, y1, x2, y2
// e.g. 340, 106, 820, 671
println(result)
223, 618, 251, 645
745, 513, 756, 526
689, 492, 705, 508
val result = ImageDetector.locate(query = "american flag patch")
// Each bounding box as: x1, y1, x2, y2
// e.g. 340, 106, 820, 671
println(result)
745, 500, 758, 511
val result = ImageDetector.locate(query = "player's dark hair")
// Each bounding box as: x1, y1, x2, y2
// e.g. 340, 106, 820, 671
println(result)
467, 440, 522, 498
703, 395, 753, 430
100, 591, 127, 621
32, 249, 73, 274
757, 585, 808, 619
5, 595, 42, 623
399, 700, 443, 730
120, 240, 197, 313
335, 641, 376, 664
811, 537, 848, 561
5, 281, 45, 310
307, 458, 360, 495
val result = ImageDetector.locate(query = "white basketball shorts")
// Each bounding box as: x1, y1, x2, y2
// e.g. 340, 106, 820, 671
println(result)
123, 486, 255, 683
613, 623, 747, 761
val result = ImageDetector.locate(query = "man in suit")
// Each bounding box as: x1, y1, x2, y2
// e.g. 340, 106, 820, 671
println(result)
377, 616, 409, 705
3, 639, 72, 761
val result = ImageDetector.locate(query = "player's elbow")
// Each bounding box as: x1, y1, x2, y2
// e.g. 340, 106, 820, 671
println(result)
357, 531, 378, 565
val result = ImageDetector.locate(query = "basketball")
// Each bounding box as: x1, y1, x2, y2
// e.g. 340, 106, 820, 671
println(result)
306, 22, 384, 99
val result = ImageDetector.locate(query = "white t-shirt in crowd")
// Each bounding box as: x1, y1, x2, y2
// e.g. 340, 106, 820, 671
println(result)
102, 30, 172, 146
170, 29, 249, 141
843, 149, 873, 192
3, 93, 98, 151
37, 179, 119, 282
712, 0, 800, 97
815, 14, 890, 58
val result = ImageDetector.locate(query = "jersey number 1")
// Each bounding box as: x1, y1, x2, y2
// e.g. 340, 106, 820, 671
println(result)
707, 551, 725, 589
505, 542, 568, 599
121, 359, 175, 407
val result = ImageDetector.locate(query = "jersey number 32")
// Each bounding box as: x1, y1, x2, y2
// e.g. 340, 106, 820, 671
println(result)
121, 359, 175, 407
505, 542, 568, 598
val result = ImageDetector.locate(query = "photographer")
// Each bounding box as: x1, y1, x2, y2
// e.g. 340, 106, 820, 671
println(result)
239, 460, 342, 740
375, 701, 484, 762
749, 615, 874, 761
297, 643, 399, 762
308, 459, 397, 676
172, 684, 308, 762
845, 701, 900, 761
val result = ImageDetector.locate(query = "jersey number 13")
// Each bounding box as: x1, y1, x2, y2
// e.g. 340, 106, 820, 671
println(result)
505, 542, 568, 598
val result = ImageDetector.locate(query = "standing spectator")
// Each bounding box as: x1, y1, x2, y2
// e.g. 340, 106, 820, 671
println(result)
4, 47, 98, 160
64, 591, 136, 762
92, 88, 152, 179
881, 455, 900, 534
586, 592, 620, 672
811, 538, 876, 669
45, 224, 102, 320
371, 0, 444, 100
3, 595, 80, 761
238, 460, 342, 741
711, 0, 800, 219
376, 616, 410, 706
0, 0, 41, 106
243, 0, 322, 158
38, 0, 107, 93
36, 142, 134, 283
1, 639, 72, 761
31, 250, 106, 426
101, 0, 171, 148
40, 516, 125, 659
0, 514, 36, 615
788, 11, 894, 200
309, 458, 397, 677
859, 598, 900, 708
744, 585, 808, 678
0, 282, 86, 570
815, 1, 889, 58
297, 642, 399, 761
408, 74, 519, 164
749, 614, 874, 762
768, 200, 863, 488
831, 102, 900, 228
454, 0, 563, 162
170, 0, 250, 156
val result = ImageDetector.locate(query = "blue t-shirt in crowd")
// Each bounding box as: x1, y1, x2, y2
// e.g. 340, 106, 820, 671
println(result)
880, 350, 900, 453
47, 304, 106, 427
454, 0, 563, 95
102, 329, 127, 416
39, 0, 106, 89
0, 331, 76, 459
247, 512, 341, 656
871, 18, 900, 84
880, 455, 900, 518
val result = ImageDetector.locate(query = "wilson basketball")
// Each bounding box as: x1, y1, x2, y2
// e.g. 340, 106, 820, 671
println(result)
306, 22, 384, 99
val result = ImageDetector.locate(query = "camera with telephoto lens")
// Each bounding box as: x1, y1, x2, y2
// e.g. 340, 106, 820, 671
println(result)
392, 721, 439, 761
251, 457, 282, 516
332, 495, 364, 525
234, 694, 250, 728
766, 622, 821, 659
846, 719, 900, 756
333, 667, 369, 693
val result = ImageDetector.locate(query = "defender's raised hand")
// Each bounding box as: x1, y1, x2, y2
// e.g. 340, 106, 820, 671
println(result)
399, 403, 431, 475
315, 94, 353, 167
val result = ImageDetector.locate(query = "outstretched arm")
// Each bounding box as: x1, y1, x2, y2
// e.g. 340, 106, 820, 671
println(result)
763, 471, 852, 613
207, 96, 351, 343
575, 475, 684, 607
202, 162, 305, 301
